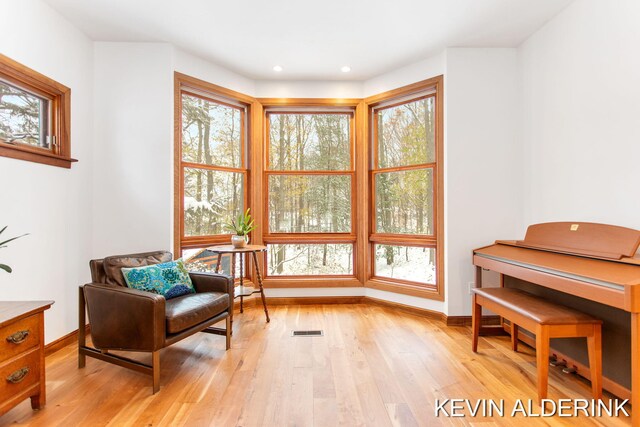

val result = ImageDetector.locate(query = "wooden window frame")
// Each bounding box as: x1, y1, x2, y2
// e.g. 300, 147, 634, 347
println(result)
254, 98, 366, 288
365, 76, 445, 301
172, 79, 444, 297
0, 54, 75, 168
173, 72, 256, 260
262, 107, 357, 281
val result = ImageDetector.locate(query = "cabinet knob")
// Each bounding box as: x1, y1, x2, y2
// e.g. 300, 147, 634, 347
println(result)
6, 367, 30, 384
6, 329, 30, 344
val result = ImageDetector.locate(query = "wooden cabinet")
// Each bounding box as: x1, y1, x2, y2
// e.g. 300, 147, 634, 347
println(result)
0, 301, 53, 416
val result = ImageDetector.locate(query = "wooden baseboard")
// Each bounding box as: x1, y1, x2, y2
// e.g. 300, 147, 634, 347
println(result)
266, 296, 365, 305
503, 322, 630, 400
264, 295, 505, 327
45, 324, 90, 356
364, 297, 447, 322
263, 295, 501, 327
446, 315, 501, 327
263, 295, 448, 323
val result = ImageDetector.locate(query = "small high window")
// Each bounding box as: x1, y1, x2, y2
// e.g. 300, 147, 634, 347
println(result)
0, 54, 74, 168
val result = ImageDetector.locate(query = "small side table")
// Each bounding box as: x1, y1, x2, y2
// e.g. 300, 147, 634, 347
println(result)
207, 245, 270, 323
0, 301, 54, 416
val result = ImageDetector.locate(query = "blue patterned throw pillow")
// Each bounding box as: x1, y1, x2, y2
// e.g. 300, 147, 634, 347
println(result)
122, 259, 195, 299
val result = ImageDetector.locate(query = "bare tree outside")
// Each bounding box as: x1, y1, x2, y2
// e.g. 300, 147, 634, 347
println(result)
0, 81, 49, 148
267, 113, 353, 276
374, 96, 437, 284
177, 93, 436, 282
181, 94, 244, 237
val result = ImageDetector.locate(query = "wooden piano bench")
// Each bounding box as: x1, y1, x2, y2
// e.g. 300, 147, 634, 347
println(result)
471, 287, 603, 404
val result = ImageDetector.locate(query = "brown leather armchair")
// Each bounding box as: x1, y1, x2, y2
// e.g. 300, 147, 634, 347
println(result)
78, 250, 233, 393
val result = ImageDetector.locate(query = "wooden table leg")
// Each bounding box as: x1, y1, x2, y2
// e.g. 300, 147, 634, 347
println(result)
632, 313, 640, 425
252, 251, 270, 323
31, 312, 46, 409
239, 254, 244, 314
215, 253, 222, 273
231, 253, 237, 316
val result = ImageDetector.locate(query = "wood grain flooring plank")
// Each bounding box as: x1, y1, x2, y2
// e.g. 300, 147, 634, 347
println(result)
0, 303, 630, 427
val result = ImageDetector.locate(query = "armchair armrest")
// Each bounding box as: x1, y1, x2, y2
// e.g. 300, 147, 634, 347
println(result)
190, 272, 234, 299
82, 283, 166, 351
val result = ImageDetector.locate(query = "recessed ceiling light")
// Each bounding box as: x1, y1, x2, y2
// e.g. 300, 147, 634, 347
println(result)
273, 65, 283, 72
341, 66, 351, 73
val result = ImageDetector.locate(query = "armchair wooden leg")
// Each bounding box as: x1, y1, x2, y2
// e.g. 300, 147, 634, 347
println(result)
511, 324, 519, 352
226, 316, 231, 350
78, 287, 86, 369
152, 351, 160, 394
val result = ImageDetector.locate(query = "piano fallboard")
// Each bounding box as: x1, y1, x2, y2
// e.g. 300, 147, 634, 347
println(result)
474, 243, 640, 311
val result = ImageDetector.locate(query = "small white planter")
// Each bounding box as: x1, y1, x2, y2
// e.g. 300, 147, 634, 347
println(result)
231, 235, 249, 248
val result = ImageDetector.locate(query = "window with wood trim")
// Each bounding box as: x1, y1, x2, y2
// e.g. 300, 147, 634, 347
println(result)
264, 110, 356, 277
175, 75, 250, 275
368, 80, 443, 295
0, 54, 73, 168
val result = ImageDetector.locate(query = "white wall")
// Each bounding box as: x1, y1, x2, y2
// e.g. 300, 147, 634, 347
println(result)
254, 80, 363, 99
92, 43, 174, 258
0, 0, 94, 343
444, 48, 523, 316
91, 44, 262, 262
174, 49, 255, 96
363, 52, 446, 97
520, 0, 640, 232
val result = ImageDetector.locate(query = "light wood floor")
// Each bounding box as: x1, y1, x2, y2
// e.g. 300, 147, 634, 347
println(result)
0, 303, 631, 426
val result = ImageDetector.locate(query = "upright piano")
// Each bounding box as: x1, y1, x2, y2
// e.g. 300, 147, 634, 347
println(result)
473, 222, 640, 421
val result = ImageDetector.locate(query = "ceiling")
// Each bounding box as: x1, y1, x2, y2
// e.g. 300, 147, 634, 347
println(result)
43, 0, 572, 81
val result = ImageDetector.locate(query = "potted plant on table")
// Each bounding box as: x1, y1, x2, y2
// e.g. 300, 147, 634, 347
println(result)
1, 226, 28, 273
224, 209, 257, 249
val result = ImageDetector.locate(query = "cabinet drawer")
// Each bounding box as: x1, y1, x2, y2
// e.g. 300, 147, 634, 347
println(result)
0, 347, 41, 401
0, 314, 40, 361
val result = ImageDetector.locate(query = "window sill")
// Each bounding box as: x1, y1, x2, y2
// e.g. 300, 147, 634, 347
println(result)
0, 142, 77, 169
366, 278, 444, 301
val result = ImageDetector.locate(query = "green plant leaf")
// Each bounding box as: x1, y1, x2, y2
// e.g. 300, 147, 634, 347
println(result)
0, 264, 12, 273
0, 233, 28, 247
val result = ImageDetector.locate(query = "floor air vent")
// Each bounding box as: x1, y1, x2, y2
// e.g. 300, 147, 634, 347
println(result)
291, 330, 323, 337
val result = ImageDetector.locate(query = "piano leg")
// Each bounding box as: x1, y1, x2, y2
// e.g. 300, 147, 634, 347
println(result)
535, 325, 550, 405
474, 266, 507, 337
632, 313, 640, 425
472, 293, 481, 352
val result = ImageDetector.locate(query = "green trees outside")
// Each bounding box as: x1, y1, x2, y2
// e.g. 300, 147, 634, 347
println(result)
179, 94, 436, 282
374, 96, 436, 282
181, 94, 244, 237
267, 113, 352, 275
375, 97, 434, 235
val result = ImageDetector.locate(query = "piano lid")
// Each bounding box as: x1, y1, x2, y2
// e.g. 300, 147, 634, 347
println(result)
475, 222, 640, 286
514, 222, 640, 260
